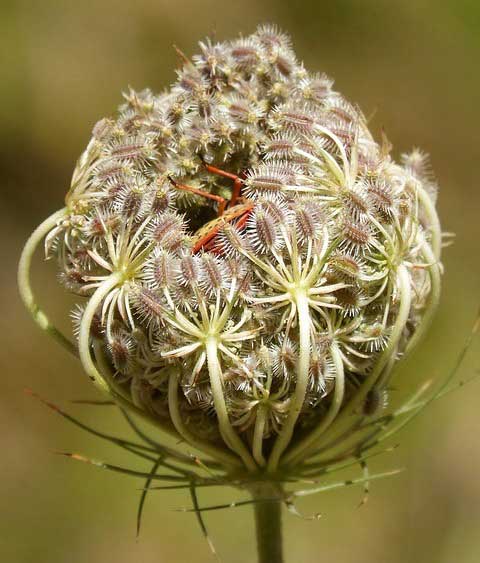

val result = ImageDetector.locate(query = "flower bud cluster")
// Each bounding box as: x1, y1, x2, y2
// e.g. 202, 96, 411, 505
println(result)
44, 25, 441, 470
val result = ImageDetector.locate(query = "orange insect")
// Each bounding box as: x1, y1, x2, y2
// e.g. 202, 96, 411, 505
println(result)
170, 163, 254, 254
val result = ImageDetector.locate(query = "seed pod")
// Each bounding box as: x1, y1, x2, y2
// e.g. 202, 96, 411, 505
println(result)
198, 253, 228, 296
131, 286, 165, 326
107, 326, 137, 375
70, 304, 104, 341
177, 252, 201, 286
226, 94, 265, 131
334, 286, 362, 317
194, 39, 231, 78
230, 38, 261, 69
217, 223, 250, 257
104, 133, 157, 166
271, 338, 298, 381
365, 178, 396, 219
247, 207, 282, 254
144, 248, 178, 290
262, 132, 300, 161
270, 102, 317, 134
143, 182, 175, 214
328, 252, 363, 281
147, 211, 187, 250
296, 73, 334, 104
293, 198, 324, 242
244, 163, 297, 198
341, 184, 371, 223
112, 176, 148, 219
58, 266, 86, 294
339, 215, 373, 255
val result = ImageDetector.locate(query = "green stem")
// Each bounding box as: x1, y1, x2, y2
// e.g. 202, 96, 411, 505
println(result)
404, 242, 441, 356
268, 291, 311, 471
304, 264, 412, 461
79, 273, 123, 394
77, 274, 186, 445
282, 341, 345, 466
167, 372, 242, 469
205, 337, 258, 471
18, 208, 77, 356
416, 183, 442, 261
251, 483, 284, 563
252, 405, 267, 466
93, 340, 132, 401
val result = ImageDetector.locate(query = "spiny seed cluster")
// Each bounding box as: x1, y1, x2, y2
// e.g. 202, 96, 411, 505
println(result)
45, 25, 440, 467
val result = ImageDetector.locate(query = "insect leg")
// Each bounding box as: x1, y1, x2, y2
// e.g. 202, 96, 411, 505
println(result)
203, 163, 244, 208
169, 178, 227, 215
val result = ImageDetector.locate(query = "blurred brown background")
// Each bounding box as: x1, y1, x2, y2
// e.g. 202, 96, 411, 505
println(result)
1, 1, 479, 562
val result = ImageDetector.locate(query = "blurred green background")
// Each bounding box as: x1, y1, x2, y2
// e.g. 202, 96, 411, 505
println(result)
1, 1, 479, 562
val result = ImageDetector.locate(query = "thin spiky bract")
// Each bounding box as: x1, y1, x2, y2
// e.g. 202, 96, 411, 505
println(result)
29, 308, 477, 555
20, 24, 444, 480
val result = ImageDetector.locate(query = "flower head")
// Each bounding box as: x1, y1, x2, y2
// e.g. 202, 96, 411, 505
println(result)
21, 25, 443, 479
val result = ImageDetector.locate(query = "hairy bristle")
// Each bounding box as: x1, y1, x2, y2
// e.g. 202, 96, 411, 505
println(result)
401, 148, 433, 181
366, 178, 395, 218
270, 103, 317, 133
247, 208, 282, 253
71, 305, 103, 340
144, 182, 175, 214
198, 253, 227, 295
108, 327, 136, 374
256, 197, 291, 225
217, 223, 250, 256
340, 216, 372, 253
113, 179, 147, 219
132, 286, 165, 325
244, 163, 297, 196
230, 39, 260, 68
297, 73, 334, 103
294, 198, 324, 242
148, 211, 186, 250
92, 118, 115, 140
92, 161, 131, 187
271, 339, 298, 379
328, 252, 362, 280
341, 185, 371, 222
262, 133, 299, 161
177, 252, 201, 286
58, 267, 85, 293
145, 249, 178, 289
105, 134, 157, 165
334, 286, 362, 316
256, 24, 292, 51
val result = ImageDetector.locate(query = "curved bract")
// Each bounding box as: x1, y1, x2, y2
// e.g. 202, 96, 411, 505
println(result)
19, 25, 442, 478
